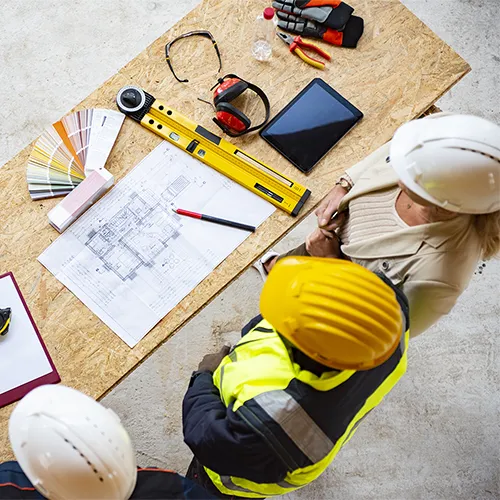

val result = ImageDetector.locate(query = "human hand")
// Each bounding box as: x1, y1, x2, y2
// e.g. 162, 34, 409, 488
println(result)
315, 185, 347, 231
305, 228, 341, 258
197, 345, 231, 372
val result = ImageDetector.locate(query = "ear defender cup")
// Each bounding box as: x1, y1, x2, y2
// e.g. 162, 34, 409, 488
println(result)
215, 102, 251, 133
213, 79, 249, 106
209, 73, 270, 137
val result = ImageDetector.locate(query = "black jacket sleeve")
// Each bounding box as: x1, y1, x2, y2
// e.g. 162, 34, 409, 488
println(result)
182, 371, 289, 484
0, 462, 43, 499
132, 468, 214, 499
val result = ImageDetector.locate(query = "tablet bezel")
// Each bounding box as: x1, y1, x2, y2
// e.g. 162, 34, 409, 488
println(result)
260, 78, 363, 174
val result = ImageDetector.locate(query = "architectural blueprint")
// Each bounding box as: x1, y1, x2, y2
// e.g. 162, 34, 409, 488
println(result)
39, 142, 275, 347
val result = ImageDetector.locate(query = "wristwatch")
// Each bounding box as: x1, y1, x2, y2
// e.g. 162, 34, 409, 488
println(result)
335, 175, 353, 192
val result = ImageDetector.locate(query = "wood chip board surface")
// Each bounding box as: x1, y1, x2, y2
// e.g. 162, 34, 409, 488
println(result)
0, 0, 469, 459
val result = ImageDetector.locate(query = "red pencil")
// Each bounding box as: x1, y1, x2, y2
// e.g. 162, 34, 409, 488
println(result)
173, 208, 256, 232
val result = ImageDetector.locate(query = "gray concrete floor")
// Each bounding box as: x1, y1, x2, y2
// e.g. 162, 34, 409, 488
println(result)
1, 1, 499, 498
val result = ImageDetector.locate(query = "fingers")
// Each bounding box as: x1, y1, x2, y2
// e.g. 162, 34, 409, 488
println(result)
320, 212, 345, 232
306, 228, 340, 257
264, 256, 278, 274
319, 228, 336, 239
314, 197, 329, 217
305, 233, 314, 254
310, 227, 327, 239
306, 227, 328, 247
220, 344, 231, 355
318, 198, 339, 227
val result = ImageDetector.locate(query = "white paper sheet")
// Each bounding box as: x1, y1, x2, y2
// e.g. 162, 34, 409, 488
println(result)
39, 141, 275, 347
0, 275, 53, 394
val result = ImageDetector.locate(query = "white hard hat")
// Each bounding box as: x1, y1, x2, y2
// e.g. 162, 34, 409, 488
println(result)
390, 113, 500, 214
9, 385, 137, 500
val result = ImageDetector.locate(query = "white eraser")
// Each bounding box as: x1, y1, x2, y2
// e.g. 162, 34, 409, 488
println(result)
49, 169, 114, 232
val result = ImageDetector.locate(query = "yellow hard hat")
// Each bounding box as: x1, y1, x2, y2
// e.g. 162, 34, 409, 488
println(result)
260, 257, 404, 371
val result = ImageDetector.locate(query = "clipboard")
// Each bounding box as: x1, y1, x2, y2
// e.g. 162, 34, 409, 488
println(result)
0, 272, 60, 408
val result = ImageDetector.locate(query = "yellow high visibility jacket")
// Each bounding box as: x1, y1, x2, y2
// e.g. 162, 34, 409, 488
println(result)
204, 318, 409, 498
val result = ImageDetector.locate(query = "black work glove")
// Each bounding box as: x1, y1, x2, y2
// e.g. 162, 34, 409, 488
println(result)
197, 345, 231, 372
277, 11, 364, 47
273, 0, 354, 30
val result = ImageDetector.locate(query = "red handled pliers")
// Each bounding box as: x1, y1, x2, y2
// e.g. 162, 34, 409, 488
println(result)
277, 32, 331, 69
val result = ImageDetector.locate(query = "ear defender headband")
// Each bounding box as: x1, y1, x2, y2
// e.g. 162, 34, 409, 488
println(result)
210, 74, 271, 137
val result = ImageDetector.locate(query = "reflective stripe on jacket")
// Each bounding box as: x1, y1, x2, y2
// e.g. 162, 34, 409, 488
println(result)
204, 318, 409, 498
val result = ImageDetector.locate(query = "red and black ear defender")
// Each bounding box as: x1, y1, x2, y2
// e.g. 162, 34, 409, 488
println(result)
210, 74, 271, 137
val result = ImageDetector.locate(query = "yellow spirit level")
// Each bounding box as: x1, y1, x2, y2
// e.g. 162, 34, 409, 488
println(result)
116, 86, 311, 216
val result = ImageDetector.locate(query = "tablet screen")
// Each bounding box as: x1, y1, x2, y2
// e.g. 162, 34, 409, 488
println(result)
260, 79, 363, 173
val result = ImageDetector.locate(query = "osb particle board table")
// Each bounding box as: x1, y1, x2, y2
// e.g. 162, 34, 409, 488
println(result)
0, 0, 469, 459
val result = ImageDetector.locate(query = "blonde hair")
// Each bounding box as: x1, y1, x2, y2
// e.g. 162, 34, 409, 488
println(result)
474, 211, 500, 260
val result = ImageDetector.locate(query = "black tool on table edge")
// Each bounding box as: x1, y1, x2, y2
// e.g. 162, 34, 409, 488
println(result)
0, 308, 12, 336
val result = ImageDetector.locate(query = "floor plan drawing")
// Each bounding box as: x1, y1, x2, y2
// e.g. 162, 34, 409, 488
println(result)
85, 191, 183, 281
39, 141, 275, 347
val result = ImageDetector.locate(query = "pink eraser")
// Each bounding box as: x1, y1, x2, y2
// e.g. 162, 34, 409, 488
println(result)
48, 170, 114, 232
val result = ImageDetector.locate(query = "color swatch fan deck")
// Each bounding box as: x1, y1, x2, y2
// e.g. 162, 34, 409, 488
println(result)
27, 109, 124, 200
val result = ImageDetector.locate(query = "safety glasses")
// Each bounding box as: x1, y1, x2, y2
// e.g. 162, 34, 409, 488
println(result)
165, 30, 222, 83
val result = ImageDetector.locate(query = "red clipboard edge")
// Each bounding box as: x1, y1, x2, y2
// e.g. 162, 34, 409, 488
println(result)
0, 272, 61, 408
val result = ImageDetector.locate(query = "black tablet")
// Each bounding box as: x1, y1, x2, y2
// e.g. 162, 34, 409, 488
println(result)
260, 78, 363, 174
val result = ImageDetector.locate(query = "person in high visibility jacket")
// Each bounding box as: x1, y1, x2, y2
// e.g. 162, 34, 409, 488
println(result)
183, 257, 410, 499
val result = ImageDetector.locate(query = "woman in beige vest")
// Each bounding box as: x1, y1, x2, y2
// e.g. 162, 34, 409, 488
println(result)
257, 114, 500, 337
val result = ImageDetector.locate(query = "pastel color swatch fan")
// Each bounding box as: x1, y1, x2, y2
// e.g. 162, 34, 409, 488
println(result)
26, 109, 124, 200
